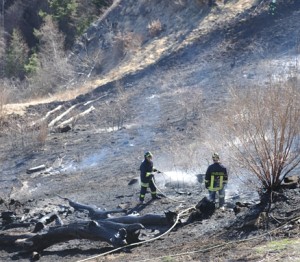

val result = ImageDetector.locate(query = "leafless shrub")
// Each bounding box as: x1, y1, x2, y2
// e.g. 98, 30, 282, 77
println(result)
218, 80, 300, 192
36, 121, 48, 146
0, 27, 6, 78
0, 88, 9, 124
147, 19, 162, 37
112, 32, 143, 58
179, 89, 203, 122
4, 115, 48, 154
99, 81, 131, 131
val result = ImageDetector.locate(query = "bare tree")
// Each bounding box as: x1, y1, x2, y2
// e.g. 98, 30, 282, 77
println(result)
219, 80, 300, 192
28, 15, 74, 97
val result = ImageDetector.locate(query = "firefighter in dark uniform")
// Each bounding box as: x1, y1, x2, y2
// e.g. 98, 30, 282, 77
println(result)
139, 151, 161, 204
205, 153, 228, 209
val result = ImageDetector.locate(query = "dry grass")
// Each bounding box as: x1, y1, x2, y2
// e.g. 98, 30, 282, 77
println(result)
36, 120, 48, 146
0, 88, 9, 124
147, 19, 163, 37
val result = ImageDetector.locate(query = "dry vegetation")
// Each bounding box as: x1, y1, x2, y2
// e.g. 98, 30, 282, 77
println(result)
1, 1, 300, 261
211, 78, 300, 191
147, 19, 163, 37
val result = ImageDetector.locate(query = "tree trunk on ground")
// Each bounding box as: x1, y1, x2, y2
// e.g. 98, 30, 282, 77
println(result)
15, 220, 144, 252
0, 196, 178, 256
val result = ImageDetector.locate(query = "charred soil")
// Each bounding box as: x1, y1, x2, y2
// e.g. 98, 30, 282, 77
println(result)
1, 1, 300, 261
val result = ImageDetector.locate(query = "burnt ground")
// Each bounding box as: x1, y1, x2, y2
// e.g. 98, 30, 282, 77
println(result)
1, 1, 300, 261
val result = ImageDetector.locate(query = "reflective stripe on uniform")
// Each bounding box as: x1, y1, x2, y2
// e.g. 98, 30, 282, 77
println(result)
146, 172, 152, 177
141, 182, 149, 187
209, 172, 224, 191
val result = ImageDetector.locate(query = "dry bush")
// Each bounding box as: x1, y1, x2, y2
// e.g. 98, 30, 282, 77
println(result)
5, 116, 48, 154
178, 89, 203, 122
216, 79, 300, 192
147, 19, 162, 37
77, 49, 105, 78
98, 81, 131, 131
113, 32, 143, 56
0, 88, 9, 124
36, 121, 48, 146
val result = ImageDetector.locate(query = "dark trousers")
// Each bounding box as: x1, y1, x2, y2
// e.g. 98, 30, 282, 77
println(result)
139, 180, 157, 201
208, 187, 225, 207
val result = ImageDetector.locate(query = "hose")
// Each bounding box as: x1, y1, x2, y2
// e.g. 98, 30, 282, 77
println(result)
76, 172, 192, 261
76, 206, 195, 262
151, 177, 185, 203
132, 215, 300, 262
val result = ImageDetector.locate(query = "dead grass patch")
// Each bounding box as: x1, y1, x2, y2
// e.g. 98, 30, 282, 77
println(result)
147, 19, 163, 37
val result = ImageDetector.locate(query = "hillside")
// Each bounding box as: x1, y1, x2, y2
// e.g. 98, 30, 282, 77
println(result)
1, 0, 300, 261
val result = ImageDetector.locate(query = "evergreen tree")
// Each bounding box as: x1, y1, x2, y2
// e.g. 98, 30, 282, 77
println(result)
5, 29, 28, 79
28, 15, 74, 96
24, 51, 39, 76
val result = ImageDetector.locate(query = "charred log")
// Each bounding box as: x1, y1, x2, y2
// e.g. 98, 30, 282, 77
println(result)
26, 165, 46, 174
186, 197, 215, 223
57, 195, 126, 219
16, 220, 143, 252
106, 211, 177, 226
33, 212, 63, 233
0, 232, 35, 246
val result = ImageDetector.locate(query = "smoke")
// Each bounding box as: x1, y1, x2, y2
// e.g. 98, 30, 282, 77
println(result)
79, 147, 110, 169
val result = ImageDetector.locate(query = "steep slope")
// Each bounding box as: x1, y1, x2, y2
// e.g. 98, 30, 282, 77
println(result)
72, 0, 299, 96
1, 1, 300, 261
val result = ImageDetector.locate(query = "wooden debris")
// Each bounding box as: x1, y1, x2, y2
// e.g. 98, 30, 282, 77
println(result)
26, 165, 46, 174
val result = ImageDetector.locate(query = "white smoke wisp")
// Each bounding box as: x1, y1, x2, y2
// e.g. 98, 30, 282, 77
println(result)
158, 170, 199, 189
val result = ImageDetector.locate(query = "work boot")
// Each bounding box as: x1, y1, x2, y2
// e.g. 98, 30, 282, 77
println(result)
152, 195, 161, 200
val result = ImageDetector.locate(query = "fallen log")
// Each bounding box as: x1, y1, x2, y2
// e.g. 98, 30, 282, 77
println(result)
57, 195, 126, 219
0, 232, 35, 246
26, 165, 46, 174
33, 212, 63, 233
106, 211, 177, 226
0, 195, 180, 258
58, 195, 177, 226
31, 105, 63, 128
1, 222, 33, 231
56, 106, 95, 130
48, 104, 77, 127
15, 220, 144, 252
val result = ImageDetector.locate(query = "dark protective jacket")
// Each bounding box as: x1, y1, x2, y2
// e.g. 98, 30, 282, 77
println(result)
205, 162, 228, 191
140, 159, 154, 185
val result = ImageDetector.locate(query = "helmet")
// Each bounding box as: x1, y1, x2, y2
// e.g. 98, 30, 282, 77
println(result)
144, 151, 153, 158
212, 152, 220, 161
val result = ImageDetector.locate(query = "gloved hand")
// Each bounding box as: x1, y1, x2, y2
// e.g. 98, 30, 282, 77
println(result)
153, 168, 157, 172
205, 181, 209, 189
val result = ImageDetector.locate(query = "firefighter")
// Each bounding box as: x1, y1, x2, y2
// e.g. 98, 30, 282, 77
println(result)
205, 153, 228, 209
139, 151, 161, 204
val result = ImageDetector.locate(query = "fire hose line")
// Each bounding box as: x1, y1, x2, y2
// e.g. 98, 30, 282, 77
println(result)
151, 177, 186, 203
134, 214, 300, 262
76, 206, 195, 262
77, 199, 300, 262
76, 173, 300, 262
